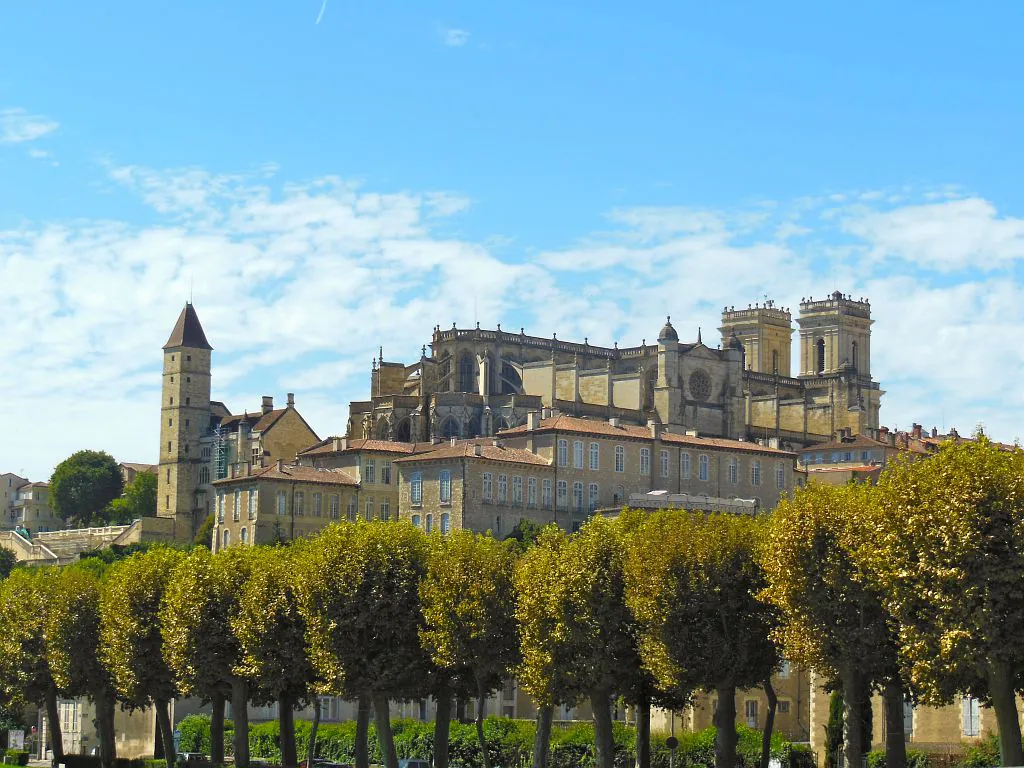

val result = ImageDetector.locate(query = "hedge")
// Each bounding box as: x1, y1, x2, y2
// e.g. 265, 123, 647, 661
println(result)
2, 750, 28, 766
867, 750, 934, 768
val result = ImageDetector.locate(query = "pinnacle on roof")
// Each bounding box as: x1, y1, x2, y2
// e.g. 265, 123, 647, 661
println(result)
163, 302, 213, 351
658, 316, 679, 343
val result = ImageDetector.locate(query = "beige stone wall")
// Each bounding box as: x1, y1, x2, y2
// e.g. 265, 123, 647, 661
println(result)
612, 377, 642, 411
259, 408, 319, 465
316, 451, 402, 521
578, 369, 611, 406
396, 458, 466, 532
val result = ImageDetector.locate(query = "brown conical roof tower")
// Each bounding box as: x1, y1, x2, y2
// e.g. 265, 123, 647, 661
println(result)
163, 302, 213, 350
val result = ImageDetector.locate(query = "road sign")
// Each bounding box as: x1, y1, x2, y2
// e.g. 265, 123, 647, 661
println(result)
665, 736, 679, 751
8, 730, 24, 750
173, 730, 182, 753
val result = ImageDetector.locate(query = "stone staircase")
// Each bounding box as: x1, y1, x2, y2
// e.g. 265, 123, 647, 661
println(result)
0, 521, 141, 564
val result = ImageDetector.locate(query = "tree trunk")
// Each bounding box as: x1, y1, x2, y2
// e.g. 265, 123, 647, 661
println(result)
156, 699, 176, 768
760, 680, 778, 768
373, 694, 399, 768
634, 698, 651, 768
354, 697, 371, 768
306, 698, 321, 768
841, 666, 866, 768
211, 691, 226, 764
882, 680, 906, 768
456, 697, 467, 724
591, 690, 615, 768
714, 684, 738, 768
476, 681, 491, 768
96, 691, 118, 768
433, 692, 452, 768
44, 686, 64, 768
988, 662, 1024, 767
231, 678, 250, 768
279, 693, 297, 768
532, 705, 553, 768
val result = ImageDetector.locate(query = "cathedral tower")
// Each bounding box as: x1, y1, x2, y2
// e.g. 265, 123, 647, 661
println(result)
796, 292, 872, 378
719, 301, 793, 375
158, 303, 213, 540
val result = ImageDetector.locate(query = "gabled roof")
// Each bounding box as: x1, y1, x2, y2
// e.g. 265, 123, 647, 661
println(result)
394, 442, 553, 467
163, 303, 213, 351
297, 438, 434, 457
214, 464, 359, 487
803, 434, 892, 454
120, 462, 157, 474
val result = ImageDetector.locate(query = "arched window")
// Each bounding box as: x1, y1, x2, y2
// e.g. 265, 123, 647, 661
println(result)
442, 418, 461, 439
816, 338, 826, 374
412, 514, 422, 528
426, 514, 433, 533
772, 350, 779, 375
851, 341, 859, 370
240, 527, 248, 545
394, 418, 411, 443
223, 529, 230, 549
458, 351, 476, 393
441, 512, 451, 534
500, 361, 523, 395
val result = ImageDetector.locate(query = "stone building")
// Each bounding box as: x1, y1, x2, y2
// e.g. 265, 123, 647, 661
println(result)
1, 472, 29, 528
156, 304, 319, 541
348, 291, 882, 451
392, 414, 797, 536
10, 481, 62, 533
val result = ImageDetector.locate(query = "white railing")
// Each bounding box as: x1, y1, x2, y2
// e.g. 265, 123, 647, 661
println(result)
36, 524, 133, 541
625, 491, 759, 514
0, 529, 62, 563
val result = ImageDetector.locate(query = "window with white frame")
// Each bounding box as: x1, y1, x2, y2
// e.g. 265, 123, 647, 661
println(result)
573, 441, 584, 469
277, 491, 287, 515
240, 527, 248, 545
440, 512, 450, 534
557, 440, 568, 467
588, 483, 599, 513
745, 700, 758, 728
329, 494, 340, 519
498, 474, 508, 504
962, 696, 980, 737
347, 497, 357, 521
249, 488, 258, 519
556, 480, 568, 508
223, 529, 230, 549
312, 492, 321, 517
904, 701, 914, 737
752, 460, 762, 486
728, 457, 738, 485
660, 449, 670, 478
426, 514, 433, 532
440, 470, 452, 505
482, 472, 493, 502
776, 463, 786, 489
572, 482, 584, 513
681, 452, 692, 479
381, 499, 390, 521
615, 445, 625, 472
295, 491, 305, 516
527, 477, 537, 507
365, 459, 375, 484
640, 448, 651, 476
233, 490, 241, 521
542, 478, 552, 508
512, 476, 523, 506
778, 700, 791, 715
217, 493, 225, 523
590, 442, 600, 470
698, 454, 709, 481
412, 513, 421, 528
365, 499, 374, 520
381, 461, 392, 484
410, 472, 423, 505
495, 515, 502, 536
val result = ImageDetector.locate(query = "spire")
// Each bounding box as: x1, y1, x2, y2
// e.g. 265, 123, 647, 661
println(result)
163, 303, 213, 350
697, 327, 703, 345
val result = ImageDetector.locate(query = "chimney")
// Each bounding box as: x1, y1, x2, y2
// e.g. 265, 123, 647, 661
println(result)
609, 417, 620, 428
527, 411, 541, 431
931, 427, 938, 438
685, 429, 699, 437
262, 396, 274, 415
332, 437, 342, 451
229, 464, 236, 478
287, 393, 295, 408
648, 419, 662, 440
450, 437, 457, 447
473, 444, 482, 456
493, 439, 502, 448
542, 407, 552, 419
911, 423, 922, 439
276, 459, 284, 472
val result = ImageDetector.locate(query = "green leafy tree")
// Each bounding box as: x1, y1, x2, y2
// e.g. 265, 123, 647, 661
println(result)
50, 450, 123, 526
0, 568, 64, 766
233, 545, 317, 768
100, 548, 185, 768
297, 521, 432, 768
868, 438, 1024, 767
46, 563, 118, 768
626, 511, 780, 768
824, 690, 844, 768
0, 550, 16, 580
760, 482, 902, 768
421, 530, 520, 768
106, 471, 158, 523
193, 514, 215, 550
162, 547, 255, 767
515, 518, 643, 768
502, 518, 546, 553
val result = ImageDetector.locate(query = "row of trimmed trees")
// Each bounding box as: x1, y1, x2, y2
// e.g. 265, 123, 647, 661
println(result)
2, 435, 1023, 768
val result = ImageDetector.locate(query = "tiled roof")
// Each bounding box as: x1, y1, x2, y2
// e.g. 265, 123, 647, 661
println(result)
298, 438, 435, 456
120, 462, 157, 474
214, 464, 359, 487
803, 435, 892, 453
252, 408, 288, 432
218, 408, 288, 433
163, 303, 212, 350
806, 465, 880, 473
499, 416, 794, 457
394, 442, 553, 467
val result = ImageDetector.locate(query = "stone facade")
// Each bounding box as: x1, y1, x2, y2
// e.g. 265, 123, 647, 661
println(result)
10, 481, 62, 533
349, 291, 883, 452
1, 473, 29, 528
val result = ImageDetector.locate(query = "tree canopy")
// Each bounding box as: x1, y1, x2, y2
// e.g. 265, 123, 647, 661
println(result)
50, 450, 123, 526
106, 471, 158, 524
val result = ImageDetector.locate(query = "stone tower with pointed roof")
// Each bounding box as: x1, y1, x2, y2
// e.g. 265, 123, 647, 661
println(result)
157, 303, 213, 539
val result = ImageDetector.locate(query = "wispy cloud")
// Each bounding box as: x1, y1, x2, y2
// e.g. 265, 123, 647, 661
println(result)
0, 107, 58, 144
441, 27, 470, 47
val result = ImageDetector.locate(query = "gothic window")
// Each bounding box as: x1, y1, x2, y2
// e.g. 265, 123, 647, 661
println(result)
394, 419, 411, 443
458, 351, 475, 393
500, 361, 523, 395
851, 341, 859, 370
816, 338, 826, 374
442, 418, 461, 439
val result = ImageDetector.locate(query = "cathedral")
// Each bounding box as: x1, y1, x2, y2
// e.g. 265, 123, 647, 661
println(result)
347, 291, 882, 451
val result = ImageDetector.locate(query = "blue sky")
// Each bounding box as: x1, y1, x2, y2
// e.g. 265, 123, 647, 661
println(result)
3, 1, 1024, 479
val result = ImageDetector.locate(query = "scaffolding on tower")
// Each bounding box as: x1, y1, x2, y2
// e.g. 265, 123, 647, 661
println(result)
214, 425, 228, 480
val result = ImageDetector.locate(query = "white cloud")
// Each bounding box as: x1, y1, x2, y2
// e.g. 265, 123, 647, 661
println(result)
0, 107, 58, 143
442, 27, 470, 47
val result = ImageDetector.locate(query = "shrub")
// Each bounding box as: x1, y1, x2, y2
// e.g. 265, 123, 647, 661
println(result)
177, 713, 235, 755
2, 750, 29, 766
59, 758, 145, 768
958, 735, 1001, 768
867, 749, 933, 768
